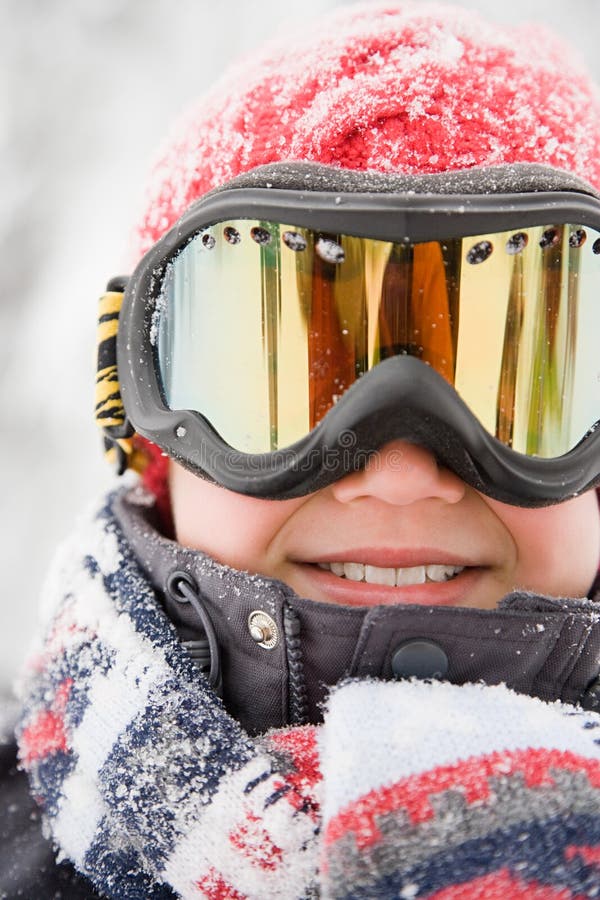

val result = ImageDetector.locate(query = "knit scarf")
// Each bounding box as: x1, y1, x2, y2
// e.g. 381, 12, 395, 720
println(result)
16, 493, 600, 899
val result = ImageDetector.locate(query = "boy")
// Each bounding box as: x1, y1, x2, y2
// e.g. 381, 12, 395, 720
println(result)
5, 2, 600, 898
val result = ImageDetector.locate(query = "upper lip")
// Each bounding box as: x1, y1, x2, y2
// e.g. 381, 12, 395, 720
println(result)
299, 547, 481, 568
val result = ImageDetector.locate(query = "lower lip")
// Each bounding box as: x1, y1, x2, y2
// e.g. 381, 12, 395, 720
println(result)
299, 564, 485, 607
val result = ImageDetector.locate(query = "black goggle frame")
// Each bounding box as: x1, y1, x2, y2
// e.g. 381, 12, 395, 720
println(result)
99, 162, 600, 506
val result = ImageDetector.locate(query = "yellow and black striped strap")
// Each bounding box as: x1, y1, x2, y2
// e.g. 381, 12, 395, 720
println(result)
96, 291, 126, 429
95, 290, 145, 474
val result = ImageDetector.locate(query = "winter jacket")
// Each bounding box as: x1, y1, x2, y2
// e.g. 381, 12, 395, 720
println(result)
3, 485, 600, 899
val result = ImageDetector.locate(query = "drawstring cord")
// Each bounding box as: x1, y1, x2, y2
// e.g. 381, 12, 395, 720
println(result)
165, 570, 223, 697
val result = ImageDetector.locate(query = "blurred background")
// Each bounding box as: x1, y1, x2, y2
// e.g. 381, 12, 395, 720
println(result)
2, 0, 600, 693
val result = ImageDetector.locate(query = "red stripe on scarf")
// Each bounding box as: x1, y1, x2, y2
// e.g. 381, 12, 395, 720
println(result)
427, 868, 579, 899
20, 678, 73, 764
325, 748, 600, 849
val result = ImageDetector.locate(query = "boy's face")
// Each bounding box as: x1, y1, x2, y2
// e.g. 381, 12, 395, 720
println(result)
169, 439, 600, 609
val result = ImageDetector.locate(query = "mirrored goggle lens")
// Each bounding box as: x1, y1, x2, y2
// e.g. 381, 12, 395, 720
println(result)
154, 219, 600, 457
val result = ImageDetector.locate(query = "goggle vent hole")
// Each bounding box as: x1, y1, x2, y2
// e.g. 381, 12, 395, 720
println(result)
466, 240, 493, 265
539, 228, 559, 250
506, 232, 528, 255
316, 236, 345, 264
569, 228, 587, 249
224, 226, 241, 245
250, 226, 272, 246
283, 231, 307, 252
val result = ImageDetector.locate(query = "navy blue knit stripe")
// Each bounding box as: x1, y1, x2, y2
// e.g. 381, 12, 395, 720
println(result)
90, 675, 258, 872
338, 812, 600, 899
82, 839, 177, 900
32, 752, 74, 819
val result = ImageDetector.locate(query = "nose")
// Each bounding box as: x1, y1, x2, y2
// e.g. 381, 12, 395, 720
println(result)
331, 440, 466, 506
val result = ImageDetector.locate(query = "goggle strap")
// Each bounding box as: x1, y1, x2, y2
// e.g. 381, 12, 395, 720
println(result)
96, 289, 142, 474
102, 436, 147, 476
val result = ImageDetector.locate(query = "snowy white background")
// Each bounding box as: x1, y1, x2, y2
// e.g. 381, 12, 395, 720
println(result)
2, 0, 600, 692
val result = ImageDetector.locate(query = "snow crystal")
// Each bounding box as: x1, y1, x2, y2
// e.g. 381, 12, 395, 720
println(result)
149, 279, 167, 347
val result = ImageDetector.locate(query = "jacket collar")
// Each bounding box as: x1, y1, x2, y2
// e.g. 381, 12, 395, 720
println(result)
114, 486, 600, 734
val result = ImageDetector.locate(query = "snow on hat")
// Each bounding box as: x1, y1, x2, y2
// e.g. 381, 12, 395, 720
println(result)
132, 0, 600, 504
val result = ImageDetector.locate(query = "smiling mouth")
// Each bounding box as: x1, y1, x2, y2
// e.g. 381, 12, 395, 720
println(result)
316, 561, 466, 587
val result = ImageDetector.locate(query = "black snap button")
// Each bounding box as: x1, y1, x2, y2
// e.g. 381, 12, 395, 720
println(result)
391, 640, 449, 680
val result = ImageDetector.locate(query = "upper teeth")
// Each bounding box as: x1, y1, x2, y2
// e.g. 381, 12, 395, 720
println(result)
317, 562, 465, 586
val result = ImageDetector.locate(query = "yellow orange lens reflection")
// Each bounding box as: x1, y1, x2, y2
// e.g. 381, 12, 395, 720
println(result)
157, 220, 600, 457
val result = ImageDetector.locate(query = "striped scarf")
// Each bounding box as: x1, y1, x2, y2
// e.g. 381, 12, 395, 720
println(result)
16, 493, 600, 898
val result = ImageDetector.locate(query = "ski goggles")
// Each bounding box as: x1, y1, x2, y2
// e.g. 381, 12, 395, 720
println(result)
96, 162, 600, 506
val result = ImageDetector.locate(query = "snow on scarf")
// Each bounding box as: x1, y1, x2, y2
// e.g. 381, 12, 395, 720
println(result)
15, 493, 600, 898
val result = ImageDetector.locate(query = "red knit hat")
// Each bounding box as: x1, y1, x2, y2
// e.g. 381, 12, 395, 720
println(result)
132, 0, 600, 504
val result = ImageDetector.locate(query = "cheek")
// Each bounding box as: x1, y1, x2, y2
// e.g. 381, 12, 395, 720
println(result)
490, 492, 600, 597
169, 462, 303, 572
